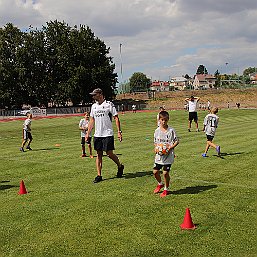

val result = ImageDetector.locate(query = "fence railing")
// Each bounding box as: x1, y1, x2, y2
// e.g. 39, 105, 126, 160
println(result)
0, 104, 147, 119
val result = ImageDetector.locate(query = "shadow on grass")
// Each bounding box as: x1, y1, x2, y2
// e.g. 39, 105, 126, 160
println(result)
31, 147, 61, 151
0, 184, 17, 191
171, 185, 217, 195
217, 152, 244, 159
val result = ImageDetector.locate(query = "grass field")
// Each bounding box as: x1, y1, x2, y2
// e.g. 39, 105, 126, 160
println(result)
0, 109, 256, 257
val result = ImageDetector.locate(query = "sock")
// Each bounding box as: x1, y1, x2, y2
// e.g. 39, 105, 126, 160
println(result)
158, 182, 163, 186
164, 187, 169, 191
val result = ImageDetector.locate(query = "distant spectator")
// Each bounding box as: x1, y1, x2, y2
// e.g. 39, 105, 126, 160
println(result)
236, 102, 240, 109
132, 104, 137, 113
227, 102, 230, 109
185, 95, 200, 132
157, 106, 165, 126
207, 100, 211, 110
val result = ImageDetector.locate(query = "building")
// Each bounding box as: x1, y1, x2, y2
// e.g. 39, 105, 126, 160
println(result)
192, 74, 217, 89
150, 81, 170, 92
170, 77, 189, 90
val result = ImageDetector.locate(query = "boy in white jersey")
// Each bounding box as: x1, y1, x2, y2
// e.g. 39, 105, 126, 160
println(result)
185, 95, 200, 132
153, 111, 179, 197
79, 112, 93, 158
202, 107, 221, 157
86, 88, 124, 183
20, 113, 33, 152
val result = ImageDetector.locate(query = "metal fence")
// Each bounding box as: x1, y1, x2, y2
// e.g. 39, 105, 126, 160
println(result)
0, 103, 147, 119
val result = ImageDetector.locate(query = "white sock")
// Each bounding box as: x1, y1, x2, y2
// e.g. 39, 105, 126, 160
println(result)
158, 182, 163, 185
164, 187, 169, 191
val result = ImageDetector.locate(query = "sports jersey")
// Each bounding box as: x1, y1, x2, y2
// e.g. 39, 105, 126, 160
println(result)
23, 118, 32, 131
154, 126, 178, 165
188, 100, 198, 112
79, 118, 92, 137
90, 100, 118, 137
203, 113, 219, 136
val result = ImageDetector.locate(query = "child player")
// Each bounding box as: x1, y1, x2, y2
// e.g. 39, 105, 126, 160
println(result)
20, 113, 33, 152
79, 112, 93, 158
202, 107, 221, 157
153, 111, 179, 198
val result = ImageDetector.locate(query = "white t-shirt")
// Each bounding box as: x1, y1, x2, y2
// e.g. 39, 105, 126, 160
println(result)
203, 113, 219, 136
23, 118, 32, 131
154, 126, 178, 165
90, 100, 118, 137
188, 100, 198, 112
79, 118, 92, 137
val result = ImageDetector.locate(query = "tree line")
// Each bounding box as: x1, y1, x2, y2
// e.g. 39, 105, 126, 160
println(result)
0, 21, 118, 109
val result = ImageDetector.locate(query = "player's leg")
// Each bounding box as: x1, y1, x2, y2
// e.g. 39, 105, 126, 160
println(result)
26, 132, 33, 150
81, 137, 86, 157
104, 136, 124, 178
194, 113, 199, 131
20, 130, 27, 151
86, 137, 93, 158
93, 137, 104, 183
160, 165, 171, 197
153, 164, 164, 193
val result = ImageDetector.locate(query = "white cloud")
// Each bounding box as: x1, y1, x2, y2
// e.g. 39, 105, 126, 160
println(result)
1, 0, 257, 82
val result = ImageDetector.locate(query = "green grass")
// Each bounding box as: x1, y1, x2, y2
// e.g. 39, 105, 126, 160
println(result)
0, 109, 256, 257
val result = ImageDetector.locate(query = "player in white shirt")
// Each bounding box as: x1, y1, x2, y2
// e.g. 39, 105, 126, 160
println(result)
79, 112, 93, 158
202, 107, 221, 157
185, 96, 200, 132
86, 88, 124, 183
153, 111, 179, 198
20, 113, 33, 152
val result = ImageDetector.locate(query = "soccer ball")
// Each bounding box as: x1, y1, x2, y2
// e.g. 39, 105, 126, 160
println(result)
155, 143, 170, 156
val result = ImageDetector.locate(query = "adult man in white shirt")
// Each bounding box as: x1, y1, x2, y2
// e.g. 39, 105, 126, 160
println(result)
185, 95, 200, 132
86, 88, 124, 183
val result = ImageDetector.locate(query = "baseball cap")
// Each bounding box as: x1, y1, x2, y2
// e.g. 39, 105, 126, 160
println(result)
89, 88, 103, 95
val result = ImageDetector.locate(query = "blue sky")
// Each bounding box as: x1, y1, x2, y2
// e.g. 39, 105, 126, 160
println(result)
1, 0, 257, 83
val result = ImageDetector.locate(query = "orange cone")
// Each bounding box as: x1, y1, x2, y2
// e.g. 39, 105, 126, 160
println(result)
18, 180, 27, 195
180, 208, 196, 230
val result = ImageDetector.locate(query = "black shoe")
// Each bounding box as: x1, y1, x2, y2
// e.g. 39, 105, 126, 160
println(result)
26, 146, 32, 150
117, 164, 124, 178
20, 147, 25, 152
93, 176, 102, 183
188, 129, 191, 132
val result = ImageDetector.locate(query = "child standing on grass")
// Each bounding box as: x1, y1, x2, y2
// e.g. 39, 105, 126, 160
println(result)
153, 111, 179, 198
202, 107, 220, 157
79, 112, 93, 158
20, 113, 33, 152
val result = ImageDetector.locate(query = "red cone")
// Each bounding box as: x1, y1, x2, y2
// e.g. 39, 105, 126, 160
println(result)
180, 208, 196, 230
18, 180, 27, 195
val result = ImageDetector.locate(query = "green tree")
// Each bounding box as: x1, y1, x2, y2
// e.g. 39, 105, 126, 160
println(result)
196, 65, 208, 74
129, 72, 151, 92
243, 67, 257, 76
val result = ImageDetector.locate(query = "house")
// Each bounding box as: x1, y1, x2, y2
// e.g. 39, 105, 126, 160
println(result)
192, 74, 217, 89
249, 73, 257, 84
150, 80, 170, 92
170, 77, 189, 90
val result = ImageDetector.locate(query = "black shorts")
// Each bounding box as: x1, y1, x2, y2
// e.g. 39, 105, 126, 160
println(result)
81, 137, 92, 145
94, 136, 115, 152
23, 130, 32, 141
153, 163, 171, 172
206, 135, 214, 141
189, 112, 198, 122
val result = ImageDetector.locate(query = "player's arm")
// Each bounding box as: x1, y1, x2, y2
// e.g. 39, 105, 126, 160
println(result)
114, 115, 122, 142
85, 117, 94, 140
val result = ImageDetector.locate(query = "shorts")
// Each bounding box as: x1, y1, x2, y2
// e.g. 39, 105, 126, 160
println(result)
81, 137, 92, 145
23, 130, 32, 141
189, 112, 198, 122
206, 135, 214, 141
94, 136, 115, 152
153, 163, 171, 172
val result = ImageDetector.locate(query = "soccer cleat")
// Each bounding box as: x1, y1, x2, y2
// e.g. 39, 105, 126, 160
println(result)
188, 129, 191, 132
20, 147, 25, 152
81, 154, 86, 157
153, 184, 164, 194
117, 164, 124, 178
202, 153, 207, 157
160, 190, 169, 198
93, 176, 102, 183
216, 146, 221, 155
196, 129, 200, 132
26, 146, 32, 150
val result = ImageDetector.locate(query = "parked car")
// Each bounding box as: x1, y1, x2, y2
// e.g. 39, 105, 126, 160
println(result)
17, 107, 46, 116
